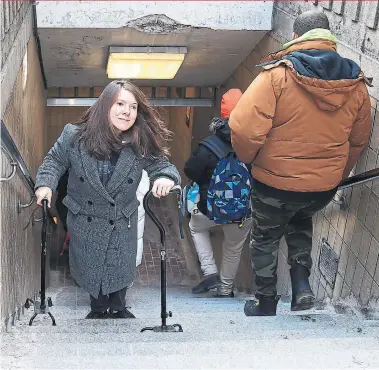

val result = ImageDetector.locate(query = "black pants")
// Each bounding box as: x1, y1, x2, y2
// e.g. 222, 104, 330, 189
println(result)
250, 180, 336, 296
55, 199, 68, 232
90, 287, 127, 312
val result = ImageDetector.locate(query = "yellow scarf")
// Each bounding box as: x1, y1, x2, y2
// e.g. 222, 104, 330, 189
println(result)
283, 29, 338, 49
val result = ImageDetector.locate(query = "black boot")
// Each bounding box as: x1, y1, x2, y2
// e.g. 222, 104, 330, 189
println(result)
108, 308, 136, 319
213, 291, 234, 298
244, 295, 279, 316
290, 264, 315, 311
85, 310, 108, 319
191, 274, 221, 294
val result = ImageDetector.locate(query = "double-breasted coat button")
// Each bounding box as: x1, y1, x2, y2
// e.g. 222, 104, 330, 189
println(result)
80, 176, 85, 182
109, 220, 114, 225
88, 200, 93, 205
128, 178, 133, 184
87, 217, 92, 222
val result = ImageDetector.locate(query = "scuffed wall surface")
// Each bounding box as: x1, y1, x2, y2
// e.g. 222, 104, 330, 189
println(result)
1, 1, 30, 69
1, 2, 33, 118
36, 1, 273, 31
273, 1, 379, 100
1, 37, 47, 330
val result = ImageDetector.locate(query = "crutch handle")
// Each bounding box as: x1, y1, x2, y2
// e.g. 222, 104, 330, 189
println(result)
143, 185, 184, 245
170, 185, 182, 195
42, 198, 48, 214
143, 190, 165, 245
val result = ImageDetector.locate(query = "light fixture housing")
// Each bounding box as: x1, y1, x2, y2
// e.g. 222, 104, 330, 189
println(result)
107, 46, 187, 80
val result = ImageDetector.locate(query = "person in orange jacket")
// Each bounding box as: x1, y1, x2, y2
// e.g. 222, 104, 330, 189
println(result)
229, 11, 372, 316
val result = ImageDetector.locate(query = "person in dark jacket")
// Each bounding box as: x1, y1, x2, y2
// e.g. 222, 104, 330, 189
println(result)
184, 89, 252, 297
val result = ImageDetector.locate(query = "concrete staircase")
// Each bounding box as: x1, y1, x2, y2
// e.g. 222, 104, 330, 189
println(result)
2, 285, 379, 369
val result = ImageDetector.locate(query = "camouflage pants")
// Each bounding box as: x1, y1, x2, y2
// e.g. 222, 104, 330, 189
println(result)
250, 184, 335, 297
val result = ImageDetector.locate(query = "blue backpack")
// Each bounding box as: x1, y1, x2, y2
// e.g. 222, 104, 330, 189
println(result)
200, 135, 252, 225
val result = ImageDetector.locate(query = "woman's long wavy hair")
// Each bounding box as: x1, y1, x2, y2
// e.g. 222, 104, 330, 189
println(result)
74, 80, 171, 159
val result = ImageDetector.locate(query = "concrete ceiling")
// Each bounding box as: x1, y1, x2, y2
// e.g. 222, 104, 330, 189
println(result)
38, 27, 267, 88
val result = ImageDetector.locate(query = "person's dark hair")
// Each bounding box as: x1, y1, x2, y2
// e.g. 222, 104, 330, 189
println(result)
293, 11, 330, 37
73, 80, 171, 159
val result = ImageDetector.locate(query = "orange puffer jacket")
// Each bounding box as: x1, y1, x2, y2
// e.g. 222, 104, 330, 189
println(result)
229, 40, 372, 192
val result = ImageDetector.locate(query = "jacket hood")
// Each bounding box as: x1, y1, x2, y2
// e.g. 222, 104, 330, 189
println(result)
284, 50, 361, 81
283, 29, 338, 50
260, 40, 370, 112
221, 89, 242, 118
285, 49, 364, 111
209, 117, 231, 143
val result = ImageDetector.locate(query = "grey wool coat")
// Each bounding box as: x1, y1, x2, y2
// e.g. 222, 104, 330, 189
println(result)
35, 124, 181, 298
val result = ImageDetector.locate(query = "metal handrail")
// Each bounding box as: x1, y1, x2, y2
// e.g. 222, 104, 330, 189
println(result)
333, 167, 379, 209
0, 145, 18, 182
337, 168, 379, 190
1, 120, 56, 228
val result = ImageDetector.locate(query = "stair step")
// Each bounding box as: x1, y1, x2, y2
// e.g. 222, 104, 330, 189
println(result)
5, 285, 379, 369
21, 304, 329, 319
32, 285, 329, 317
10, 310, 378, 338
6, 323, 378, 343
2, 337, 379, 369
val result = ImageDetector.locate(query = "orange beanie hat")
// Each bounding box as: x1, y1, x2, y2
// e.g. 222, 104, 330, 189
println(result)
220, 89, 243, 118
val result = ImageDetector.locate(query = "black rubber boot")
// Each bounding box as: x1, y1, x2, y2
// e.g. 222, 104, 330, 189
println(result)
213, 291, 234, 298
244, 295, 279, 316
290, 264, 315, 311
191, 274, 221, 294
85, 310, 108, 319
108, 308, 136, 319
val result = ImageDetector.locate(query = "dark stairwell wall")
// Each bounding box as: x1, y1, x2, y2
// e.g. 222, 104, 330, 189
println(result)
1, 1, 47, 331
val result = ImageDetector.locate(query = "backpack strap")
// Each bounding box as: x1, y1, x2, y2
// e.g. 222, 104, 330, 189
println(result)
199, 135, 233, 160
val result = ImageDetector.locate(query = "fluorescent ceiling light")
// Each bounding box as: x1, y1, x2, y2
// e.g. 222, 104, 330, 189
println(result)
107, 46, 187, 80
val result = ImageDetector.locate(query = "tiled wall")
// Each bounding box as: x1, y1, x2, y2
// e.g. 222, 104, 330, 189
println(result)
311, 100, 379, 306
219, 2, 379, 305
